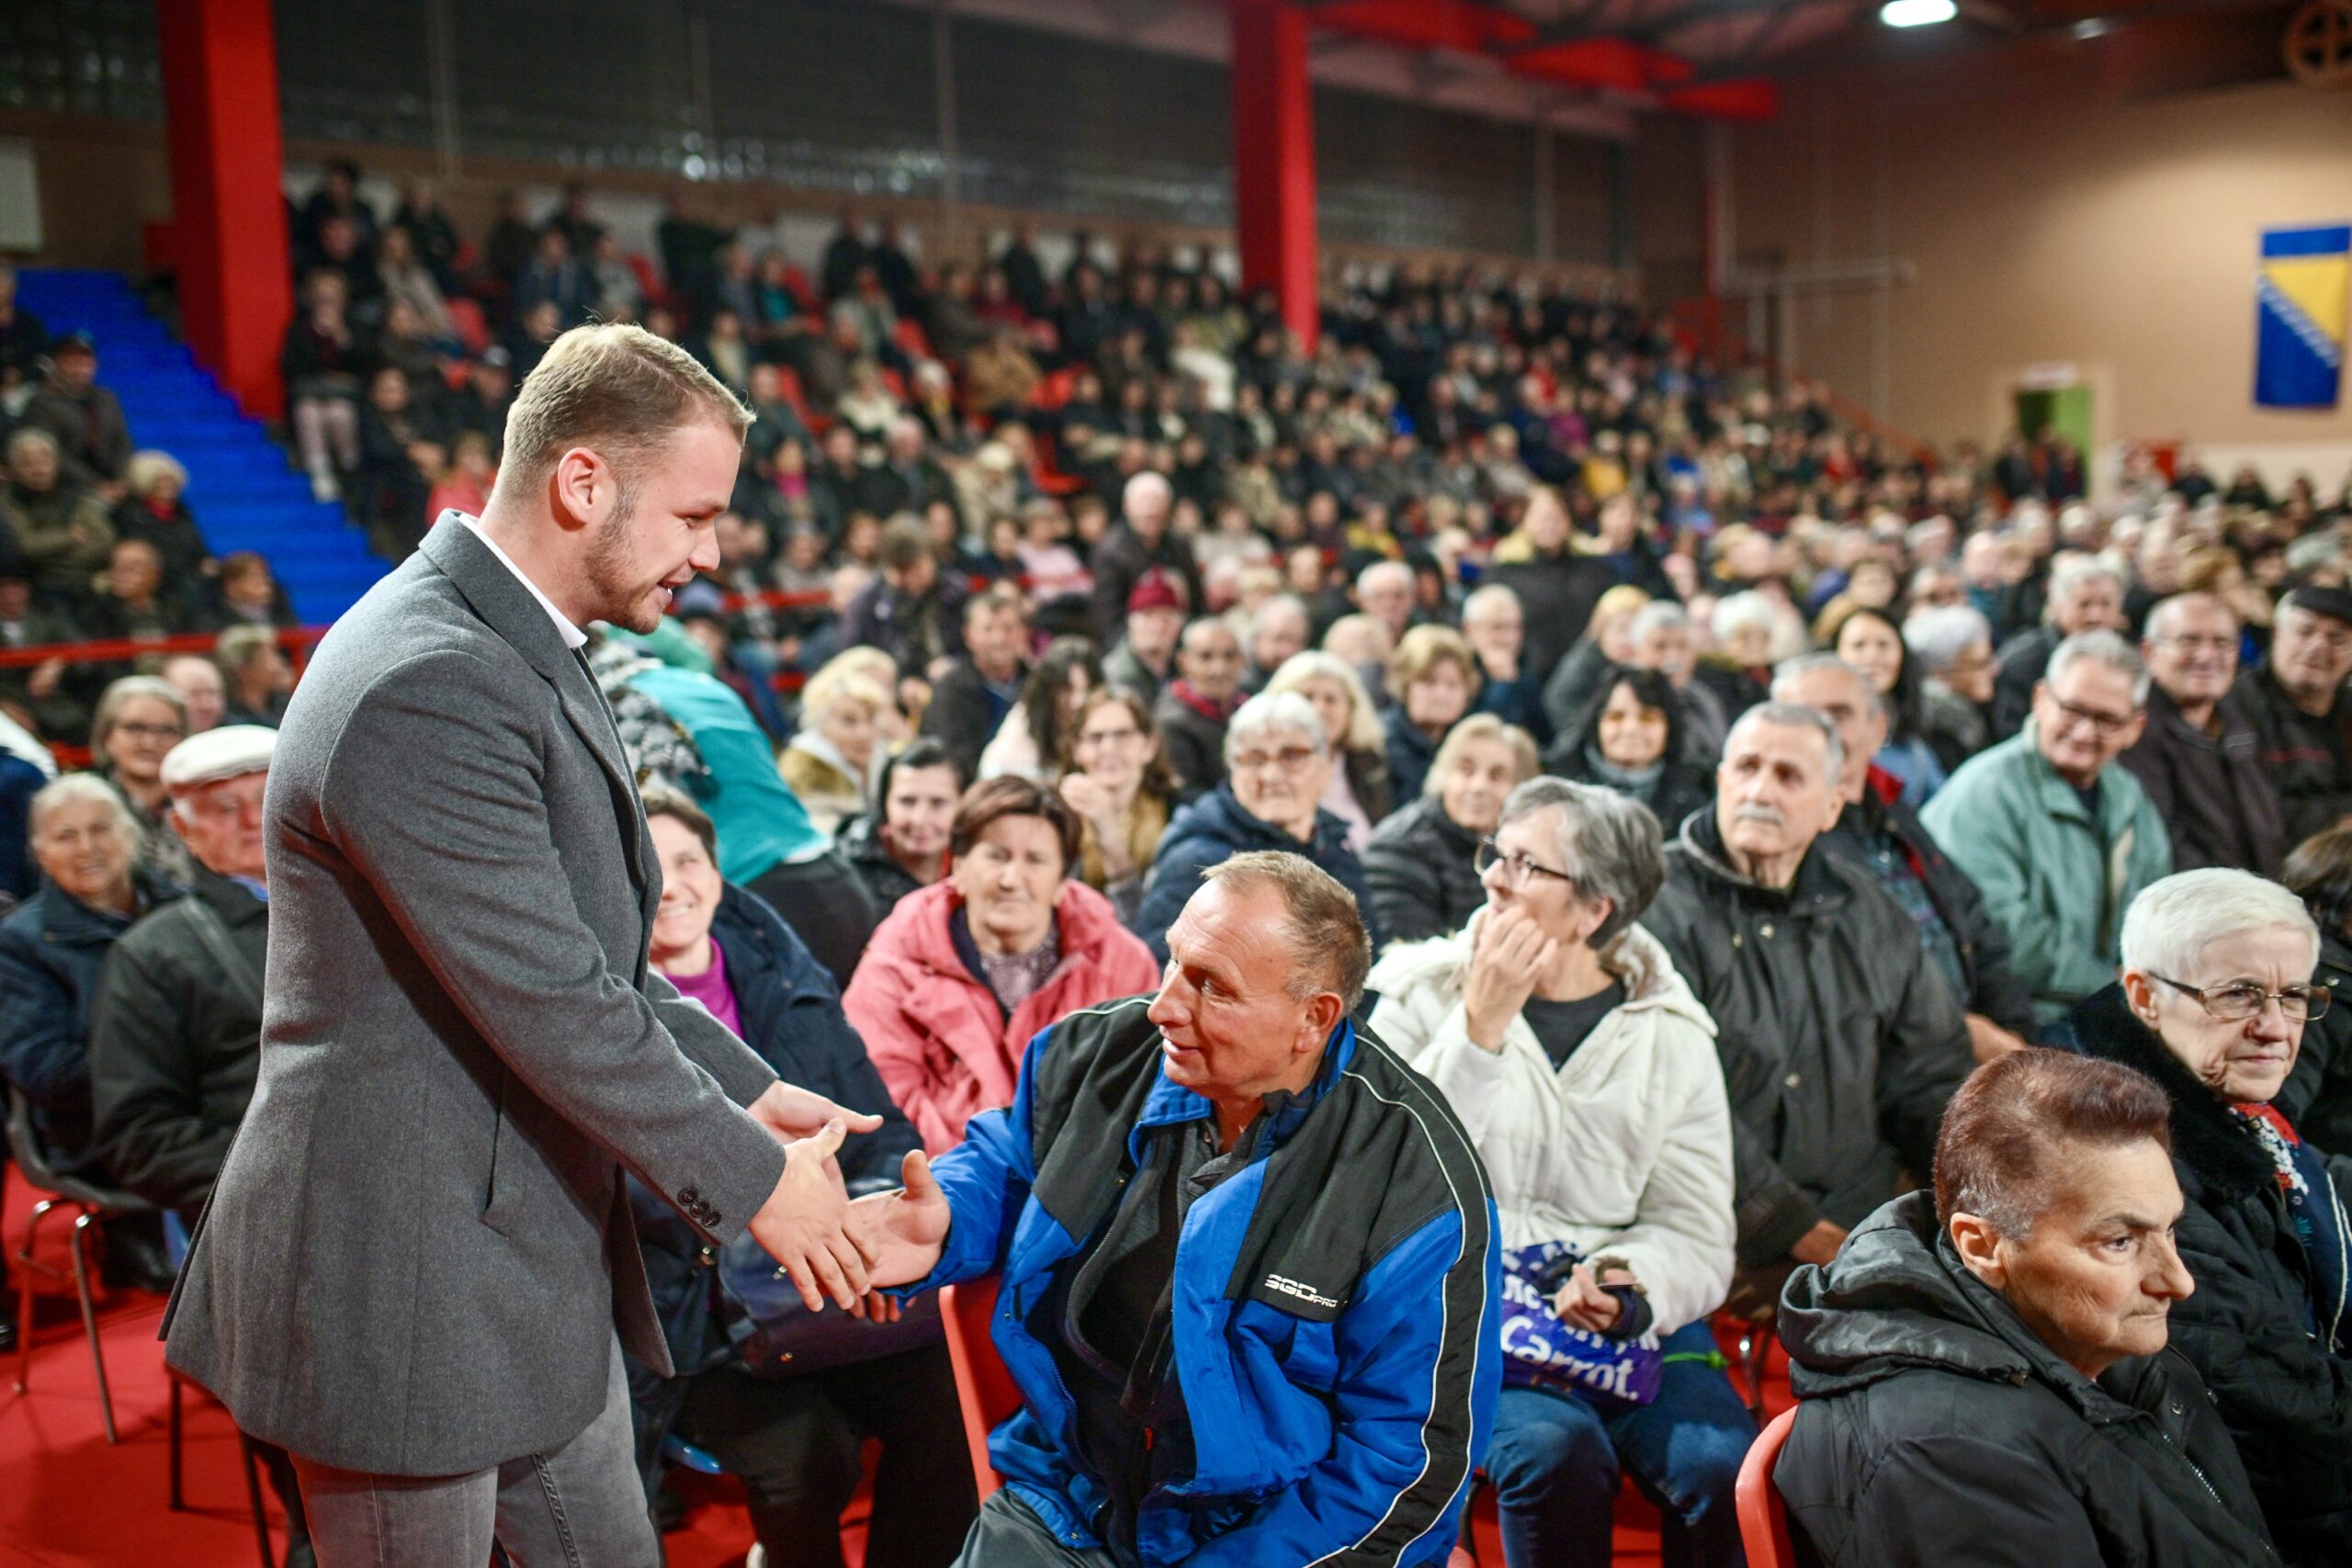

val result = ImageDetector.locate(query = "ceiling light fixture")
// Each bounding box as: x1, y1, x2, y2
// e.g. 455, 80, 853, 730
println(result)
1880, 0, 1959, 26
2072, 17, 2112, 37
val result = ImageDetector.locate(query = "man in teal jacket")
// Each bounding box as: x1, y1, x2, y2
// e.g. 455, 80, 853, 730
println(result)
1923, 629, 2173, 1027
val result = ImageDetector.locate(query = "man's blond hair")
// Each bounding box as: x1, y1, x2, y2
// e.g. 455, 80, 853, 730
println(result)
500, 323, 752, 493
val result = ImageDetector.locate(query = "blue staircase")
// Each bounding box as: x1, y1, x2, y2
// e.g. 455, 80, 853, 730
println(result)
14, 269, 386, 622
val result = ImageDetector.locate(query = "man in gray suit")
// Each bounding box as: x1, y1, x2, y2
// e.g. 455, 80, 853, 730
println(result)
165, 323, 882, 1565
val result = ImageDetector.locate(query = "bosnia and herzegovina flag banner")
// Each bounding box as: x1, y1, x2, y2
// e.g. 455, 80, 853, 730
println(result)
2256, 224, 2348, 410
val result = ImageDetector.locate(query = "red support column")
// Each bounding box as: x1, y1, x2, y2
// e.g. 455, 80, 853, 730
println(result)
158, 0, 292, 418
1230, 0, 1318, 354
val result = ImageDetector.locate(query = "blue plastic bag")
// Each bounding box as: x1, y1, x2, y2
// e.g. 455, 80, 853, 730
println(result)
1496, 1240, 1663, 1413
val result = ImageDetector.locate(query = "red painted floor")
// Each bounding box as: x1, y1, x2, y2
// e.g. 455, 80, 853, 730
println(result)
3, 1168, 1779, 1565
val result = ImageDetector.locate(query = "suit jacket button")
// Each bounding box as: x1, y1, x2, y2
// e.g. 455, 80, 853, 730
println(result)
680, 1187, 701, 1205
704, 1208, 721, 1225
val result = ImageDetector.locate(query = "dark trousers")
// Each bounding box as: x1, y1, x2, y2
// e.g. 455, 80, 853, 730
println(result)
651, 1345, 976, 1568
1484, 1319, 1754, 1568
745, 849, 880, 989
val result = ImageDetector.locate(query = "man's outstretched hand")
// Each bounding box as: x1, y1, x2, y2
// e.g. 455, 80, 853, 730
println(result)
748, 1120, 876, 1313
843, 1150, 953, 1323
749, 1081, 885, 1144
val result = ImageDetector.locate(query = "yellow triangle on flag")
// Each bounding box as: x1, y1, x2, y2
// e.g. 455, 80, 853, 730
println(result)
2265, 255, 2349, 347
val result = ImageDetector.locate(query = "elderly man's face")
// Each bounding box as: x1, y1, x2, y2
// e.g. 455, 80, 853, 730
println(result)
1127, 606, 1184, 666
1251, 605, 1309, 673
2127, 925, 2312, 1103
1778, 665, 1886, 804
1464, 599, 1522, 668
1959, 1138, 2192, 1382
1179, 622, 1242, 703
11, 439, 58, 492
1635, 624, 1692, 685
172, 769, 269, 882
1230, 724, 1330, 840
2143, 598, 2239, 711
2054, 576, 2125, 637
2269, 605, 2352, 705
1149, 880, 1339, 1105
1714, 719, 1840, 873
1359, 572, 1411, 637
2031, 659, 2144, 789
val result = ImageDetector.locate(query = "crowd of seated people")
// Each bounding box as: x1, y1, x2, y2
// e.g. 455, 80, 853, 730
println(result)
9, 165, 2352, 1567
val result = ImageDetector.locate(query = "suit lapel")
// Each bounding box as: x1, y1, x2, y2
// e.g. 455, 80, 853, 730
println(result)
417, 524, 655, 905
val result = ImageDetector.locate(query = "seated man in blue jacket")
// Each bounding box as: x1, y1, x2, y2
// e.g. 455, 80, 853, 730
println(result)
851, 850, 1499, 1568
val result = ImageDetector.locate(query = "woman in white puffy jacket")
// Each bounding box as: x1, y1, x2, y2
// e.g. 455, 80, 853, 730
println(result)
1368, 777, 1752, 1568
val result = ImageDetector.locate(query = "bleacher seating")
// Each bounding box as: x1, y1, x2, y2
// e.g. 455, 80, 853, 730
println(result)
13, 270, 387, 621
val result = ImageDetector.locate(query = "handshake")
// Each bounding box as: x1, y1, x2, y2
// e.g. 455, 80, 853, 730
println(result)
740, 1081, 954, 1317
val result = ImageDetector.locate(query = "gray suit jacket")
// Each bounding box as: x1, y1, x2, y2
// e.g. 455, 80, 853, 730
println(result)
163, 521, 788, 1474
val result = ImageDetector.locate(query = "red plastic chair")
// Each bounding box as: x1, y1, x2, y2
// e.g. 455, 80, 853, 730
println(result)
1735, 1405, 1800, 1567
941, 1279, 1021, 1503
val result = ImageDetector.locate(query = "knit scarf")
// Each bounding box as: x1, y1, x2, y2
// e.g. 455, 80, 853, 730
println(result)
2233, 1101, 2351, 1350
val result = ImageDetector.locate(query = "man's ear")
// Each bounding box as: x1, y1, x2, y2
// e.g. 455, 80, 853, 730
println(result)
548, 446, 616, 533
1298, 989, 1347, 1054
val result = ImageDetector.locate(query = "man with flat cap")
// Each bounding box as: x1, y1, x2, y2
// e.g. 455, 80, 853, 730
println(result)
2236, 584, 2352, 845
164, 323, 881, 1567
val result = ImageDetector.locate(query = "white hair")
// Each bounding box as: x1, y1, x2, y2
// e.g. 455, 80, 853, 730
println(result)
1225, 689, 1329, 764
2048, 554, 2124, 607
1356, 559, 1412, 595
1905, 604, 1993, 674
1629, 601, 1689, 640
1713, 590, 1776, 637
1724, 700, 1845, 782
1123, 469, 1172, 513
1462, 582, 1521, 626
30, 773, 138, 838
2045, 628, 2151, 706
2120, 869, 2318, 982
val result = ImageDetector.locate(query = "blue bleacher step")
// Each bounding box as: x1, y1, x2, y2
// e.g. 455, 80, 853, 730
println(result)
16, 267, 389, 621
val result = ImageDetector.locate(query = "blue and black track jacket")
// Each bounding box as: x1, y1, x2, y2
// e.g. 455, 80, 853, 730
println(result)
908, 995, 1500, 1568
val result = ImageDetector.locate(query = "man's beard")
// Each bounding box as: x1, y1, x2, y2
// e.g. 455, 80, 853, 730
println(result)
582, 484, 659, 634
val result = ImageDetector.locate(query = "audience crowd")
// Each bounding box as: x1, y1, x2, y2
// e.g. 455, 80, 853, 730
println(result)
6, 166, 2352, 1568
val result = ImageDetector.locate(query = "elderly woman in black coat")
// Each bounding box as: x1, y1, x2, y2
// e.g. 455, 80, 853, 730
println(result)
628, 789, 975, 1568
2063, 867, 2352, 1564
1362, 714, 1538, 950
1775, 1048, 2279, 1566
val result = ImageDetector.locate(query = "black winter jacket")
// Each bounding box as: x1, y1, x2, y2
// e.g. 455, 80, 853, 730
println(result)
2116, 684, 2286, 876
89, 868, 267, 1213
2233, 666, 2352, 849
2064, 984, 2352, 1563
920, 656, 1024, 784
1383, 706, 1441, 807
2279, 930, 2352, 1157
1642, 811, 1972, 1266
840, 812, 930, 919
1151, 684, 1231, 803
1821, 768, 2039, 1040
1133, 784, 1379, 963
1362, 796, 1485, 952
1776, 1191, 2278, 1568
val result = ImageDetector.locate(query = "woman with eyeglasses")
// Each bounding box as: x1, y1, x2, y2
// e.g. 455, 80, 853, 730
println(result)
90, 674, 193, 886
1368, 778, 1747, 1568
1130, 690, 1378, 962
1056, 687, 1177, 929
2059, 869, 2352, 1562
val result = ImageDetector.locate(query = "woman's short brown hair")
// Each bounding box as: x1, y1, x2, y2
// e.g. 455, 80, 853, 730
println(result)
1932, 1048, 2173, 1239
951, 776, 1081, 874
639, 784, 718, 863
1385, 624, 1477, 702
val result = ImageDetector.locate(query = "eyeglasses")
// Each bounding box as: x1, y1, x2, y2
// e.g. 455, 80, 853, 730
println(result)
116, 721, 187, 740
2047, 697, 2137, 737
1231, 746, 1318, 775
1077, 726, 1142, 749
2149, 972, 2331, 1022
1476, 837, 1577, 890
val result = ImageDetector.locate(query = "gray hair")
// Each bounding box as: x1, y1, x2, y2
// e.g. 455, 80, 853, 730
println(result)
1356, 559, 1412, 595
1225, 689, 1328, 764
30, 773, 138, 838
1770, 652, 1871, 708
1249, 593, 1310, 640
6, 426, 59, 462
1905, 604, 1994, 674
92, 675, 188, 760
2120, 868, 2319, 982
2143, 591, 2237, 643
1724, 701, 1845, 782
1462, 582, 1521, 626
1498, 777, 1665, 950
2048, 554, 2124, 609
2044, 628, 2151, 706
1713, 591, 1777, 637
1629, 601, 1689, 641
1200, 849, 1372, 1010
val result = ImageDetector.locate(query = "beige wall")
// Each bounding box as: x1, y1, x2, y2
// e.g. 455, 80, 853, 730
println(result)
1640, 46, 2352, 491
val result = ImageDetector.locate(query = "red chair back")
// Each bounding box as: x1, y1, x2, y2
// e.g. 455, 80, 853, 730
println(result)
1735, 1404, 1800, 1567
941, 1279, 1021, 1502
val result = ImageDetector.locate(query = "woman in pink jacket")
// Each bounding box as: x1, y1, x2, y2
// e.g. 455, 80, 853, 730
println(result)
845, 775, 1162, 1153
